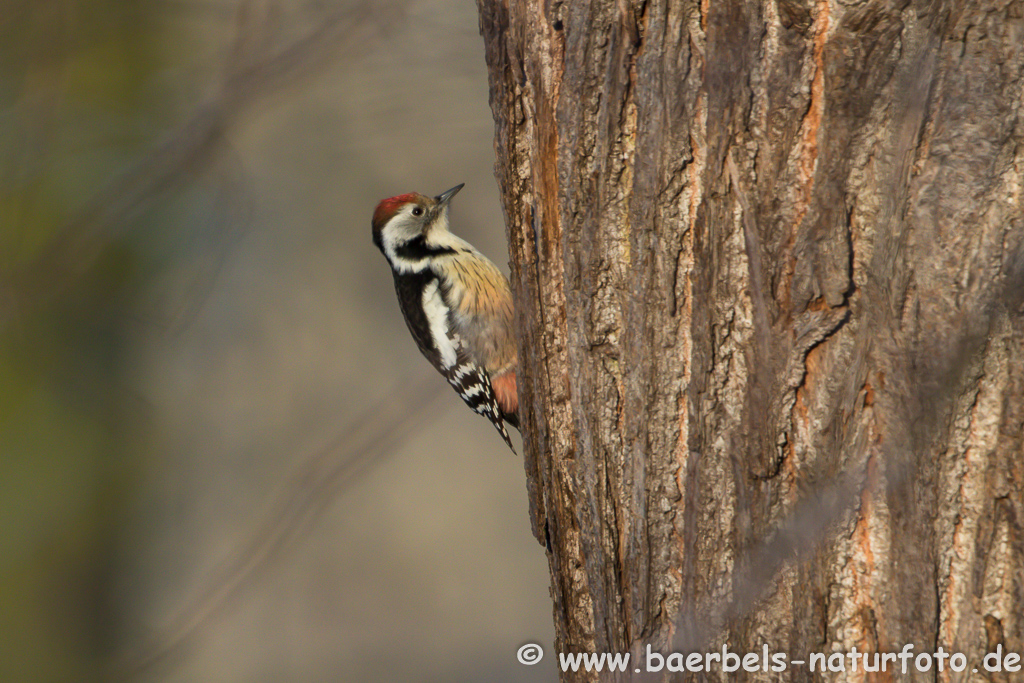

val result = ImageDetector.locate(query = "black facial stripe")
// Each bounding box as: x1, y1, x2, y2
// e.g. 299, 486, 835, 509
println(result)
395, 234, 457, 261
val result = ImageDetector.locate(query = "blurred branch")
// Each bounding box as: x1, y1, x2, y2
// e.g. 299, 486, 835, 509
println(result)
110, 374, 447, 680
0, 0, 408, 327
130, 141, 257, 336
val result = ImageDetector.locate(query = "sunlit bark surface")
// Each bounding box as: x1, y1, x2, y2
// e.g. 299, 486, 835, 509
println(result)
478, 1, 1024, 680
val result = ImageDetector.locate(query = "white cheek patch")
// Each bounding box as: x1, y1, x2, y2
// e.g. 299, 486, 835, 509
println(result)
382, 210, 432, 273
422, 280, 459, 369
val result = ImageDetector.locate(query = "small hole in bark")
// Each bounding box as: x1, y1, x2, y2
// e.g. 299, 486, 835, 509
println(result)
552, 19, 563, 30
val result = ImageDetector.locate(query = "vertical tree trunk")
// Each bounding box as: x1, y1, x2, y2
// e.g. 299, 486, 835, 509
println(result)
477, 0, 1024, 680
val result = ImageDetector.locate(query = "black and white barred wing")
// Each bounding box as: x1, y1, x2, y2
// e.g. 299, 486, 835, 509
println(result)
443, 360, 514, 452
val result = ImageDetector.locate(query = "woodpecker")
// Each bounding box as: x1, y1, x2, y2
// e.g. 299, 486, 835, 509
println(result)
372, 183, 518, 451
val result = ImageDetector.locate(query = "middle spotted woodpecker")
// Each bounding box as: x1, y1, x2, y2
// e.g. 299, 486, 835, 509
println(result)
371, 183, 518, 451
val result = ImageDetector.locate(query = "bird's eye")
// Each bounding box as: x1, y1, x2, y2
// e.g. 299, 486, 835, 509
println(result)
411, 206, 424, 217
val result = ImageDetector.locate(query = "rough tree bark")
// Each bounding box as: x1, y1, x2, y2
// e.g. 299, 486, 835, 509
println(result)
477, 1, 1024, 680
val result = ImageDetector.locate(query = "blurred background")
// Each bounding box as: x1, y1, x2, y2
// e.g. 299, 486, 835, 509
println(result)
0, 1, 555, 681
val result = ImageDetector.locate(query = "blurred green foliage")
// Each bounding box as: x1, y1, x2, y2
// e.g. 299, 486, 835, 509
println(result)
1, 1, 162, 679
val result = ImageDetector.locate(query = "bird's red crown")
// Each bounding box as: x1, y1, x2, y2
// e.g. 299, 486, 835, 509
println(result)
372, 193, 423, 231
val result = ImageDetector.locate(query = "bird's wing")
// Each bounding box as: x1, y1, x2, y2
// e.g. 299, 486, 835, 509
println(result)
440, 355, 515, 452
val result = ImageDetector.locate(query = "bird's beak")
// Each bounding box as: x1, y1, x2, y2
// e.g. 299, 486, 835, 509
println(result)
435, 183, 465, 207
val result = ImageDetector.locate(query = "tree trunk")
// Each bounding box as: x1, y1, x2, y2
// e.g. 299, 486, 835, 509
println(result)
477, 0, 1024, 680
